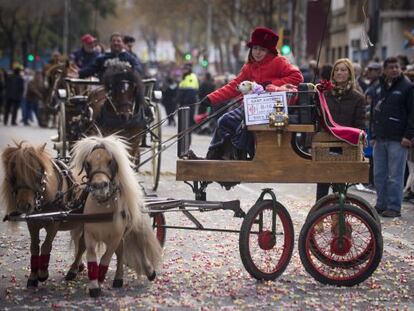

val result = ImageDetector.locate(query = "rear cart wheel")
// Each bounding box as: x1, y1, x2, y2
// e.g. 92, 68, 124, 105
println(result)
150, 103, 162, 191
299, 204, 383, 286
307, 193, 381, 230
151, 212, 166, 247
239, 200, 294, 281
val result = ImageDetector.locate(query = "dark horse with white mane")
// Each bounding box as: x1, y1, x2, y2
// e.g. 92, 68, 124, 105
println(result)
89, 59, 149, 166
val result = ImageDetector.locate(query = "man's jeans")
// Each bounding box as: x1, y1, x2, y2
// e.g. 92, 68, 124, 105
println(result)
373, 139, 408, 212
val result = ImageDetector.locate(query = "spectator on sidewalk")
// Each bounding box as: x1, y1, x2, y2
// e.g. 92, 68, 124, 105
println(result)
0, 68, 6, 121
363, 62, 382, 191
161, 77, 178, 126
25, 70, 45, 126
316, 58, 366, 201
176, 63, 199, 129
4, 64, 24, 126
370, 56, 414, 217
403, 144, 414, 202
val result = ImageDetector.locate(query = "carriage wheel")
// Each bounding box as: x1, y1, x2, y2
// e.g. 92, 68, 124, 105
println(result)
150, 103, 162, 191
151, 212, 166, 247
57, 101, 67, 158
306, 193, 381, 230
239, 200, 294, 281
299, 204, 383, 286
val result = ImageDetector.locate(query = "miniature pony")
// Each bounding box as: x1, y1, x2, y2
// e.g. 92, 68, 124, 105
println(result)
71, 135, 162, 297
1, 142, 85, 287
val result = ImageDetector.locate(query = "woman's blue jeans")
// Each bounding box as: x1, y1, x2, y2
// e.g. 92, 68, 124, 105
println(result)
373, 138, 408, 212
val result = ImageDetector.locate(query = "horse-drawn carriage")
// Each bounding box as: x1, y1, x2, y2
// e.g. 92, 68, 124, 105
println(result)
2, 82, 383, 296
49, 60, 163, 191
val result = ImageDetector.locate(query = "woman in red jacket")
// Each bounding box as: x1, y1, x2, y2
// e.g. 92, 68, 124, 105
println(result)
196, 27, 303, 160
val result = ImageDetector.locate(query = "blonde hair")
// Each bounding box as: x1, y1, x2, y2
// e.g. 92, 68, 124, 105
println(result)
330, 58, 356, 88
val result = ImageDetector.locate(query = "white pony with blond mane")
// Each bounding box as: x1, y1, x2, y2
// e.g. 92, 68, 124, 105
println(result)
71, 134, 162, 297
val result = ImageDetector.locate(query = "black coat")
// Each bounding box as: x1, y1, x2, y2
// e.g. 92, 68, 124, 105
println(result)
370, 75, 414, 141
324, 88, 366, 130
5, 73, 24, 101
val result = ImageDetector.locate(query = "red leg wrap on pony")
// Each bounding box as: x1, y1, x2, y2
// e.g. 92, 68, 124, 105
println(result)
30, 255, 39, 273
88, 262, 99, 280
39, 254, 50, 271
98, 264, 109, 283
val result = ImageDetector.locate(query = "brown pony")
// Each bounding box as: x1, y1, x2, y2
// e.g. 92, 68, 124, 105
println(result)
90, 59, 147, 166
1, 142, 85, 287
45, 61, 86, 106
71, 135, 162, 297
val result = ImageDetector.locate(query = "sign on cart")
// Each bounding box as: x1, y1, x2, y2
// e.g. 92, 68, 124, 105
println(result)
243, 92, 288, 125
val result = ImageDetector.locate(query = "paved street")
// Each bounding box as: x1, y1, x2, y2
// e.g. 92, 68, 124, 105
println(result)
0, 119, 413, 310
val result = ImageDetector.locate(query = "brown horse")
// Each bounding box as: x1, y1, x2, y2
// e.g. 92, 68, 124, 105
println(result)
45, 61, 86, 107
1, 142, 85, 287
71, 135, 162, 297
90, 59, 148, 166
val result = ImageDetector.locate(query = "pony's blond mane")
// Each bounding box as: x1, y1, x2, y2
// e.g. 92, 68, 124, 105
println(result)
70, 135, 144, 228
1, 142, 54, 215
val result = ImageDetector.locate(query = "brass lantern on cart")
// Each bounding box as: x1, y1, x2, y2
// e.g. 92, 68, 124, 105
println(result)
268, 98, 289, 146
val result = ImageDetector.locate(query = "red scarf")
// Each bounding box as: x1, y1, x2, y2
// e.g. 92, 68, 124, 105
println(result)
317, 89, 366, 146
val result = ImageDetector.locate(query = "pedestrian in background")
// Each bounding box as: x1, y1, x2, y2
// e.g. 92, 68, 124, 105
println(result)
0, 68, 6, 121
353, 62, 368, 94
403, 144, 414, 202
4, 64, 24, 126
25, 70, 45, 126
21, 68, 33, 126
316, 58, 366, 201
370, 56, 414, 217
197, 72, 215, 115
176, 63, 199, 129
319, 64, 333, 81
161, 77, 178, 126
363, 62, 382, 191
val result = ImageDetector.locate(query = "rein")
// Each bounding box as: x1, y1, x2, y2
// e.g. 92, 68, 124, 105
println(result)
137, 97, 243, 167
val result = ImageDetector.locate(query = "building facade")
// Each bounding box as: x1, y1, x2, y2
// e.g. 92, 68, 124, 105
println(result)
320, 0, 414, 66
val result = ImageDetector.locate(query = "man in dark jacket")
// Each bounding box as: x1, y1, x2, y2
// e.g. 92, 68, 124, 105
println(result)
79, 32, 143, 79
70, 34, 100, 69
370, 56, 414, 217
4, 66, 24, 125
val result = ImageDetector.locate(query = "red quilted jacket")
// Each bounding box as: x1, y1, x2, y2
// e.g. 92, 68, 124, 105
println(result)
207, 54, 303, 105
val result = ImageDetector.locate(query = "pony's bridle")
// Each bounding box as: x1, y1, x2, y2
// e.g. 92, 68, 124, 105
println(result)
8, 160, 70, 212
105, 79, 136, 115
9, 171, 48, 212
83, 145, 119, 203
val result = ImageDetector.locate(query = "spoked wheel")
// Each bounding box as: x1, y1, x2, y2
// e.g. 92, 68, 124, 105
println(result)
299, 204, 383, 286
306, 193, 381, 231
150, 103, 162, 191
57, 101, 67, 158
151, 212, 166, 247
239, 200, 294, 281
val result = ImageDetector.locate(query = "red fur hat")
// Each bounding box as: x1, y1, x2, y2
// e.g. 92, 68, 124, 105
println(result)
247, 27, 279, 54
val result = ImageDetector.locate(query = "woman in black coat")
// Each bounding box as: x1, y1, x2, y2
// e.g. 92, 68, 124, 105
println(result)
316, 58, 366, 201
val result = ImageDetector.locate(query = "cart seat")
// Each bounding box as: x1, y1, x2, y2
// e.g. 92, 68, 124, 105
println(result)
69, 95, 89, 106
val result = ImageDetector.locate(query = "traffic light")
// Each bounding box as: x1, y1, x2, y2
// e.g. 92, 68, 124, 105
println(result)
281, 29, 291, 56
27, 54, 35, 62
184, 53, 192, 61
201, 59, 208, 67
35, 55, 41, 62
